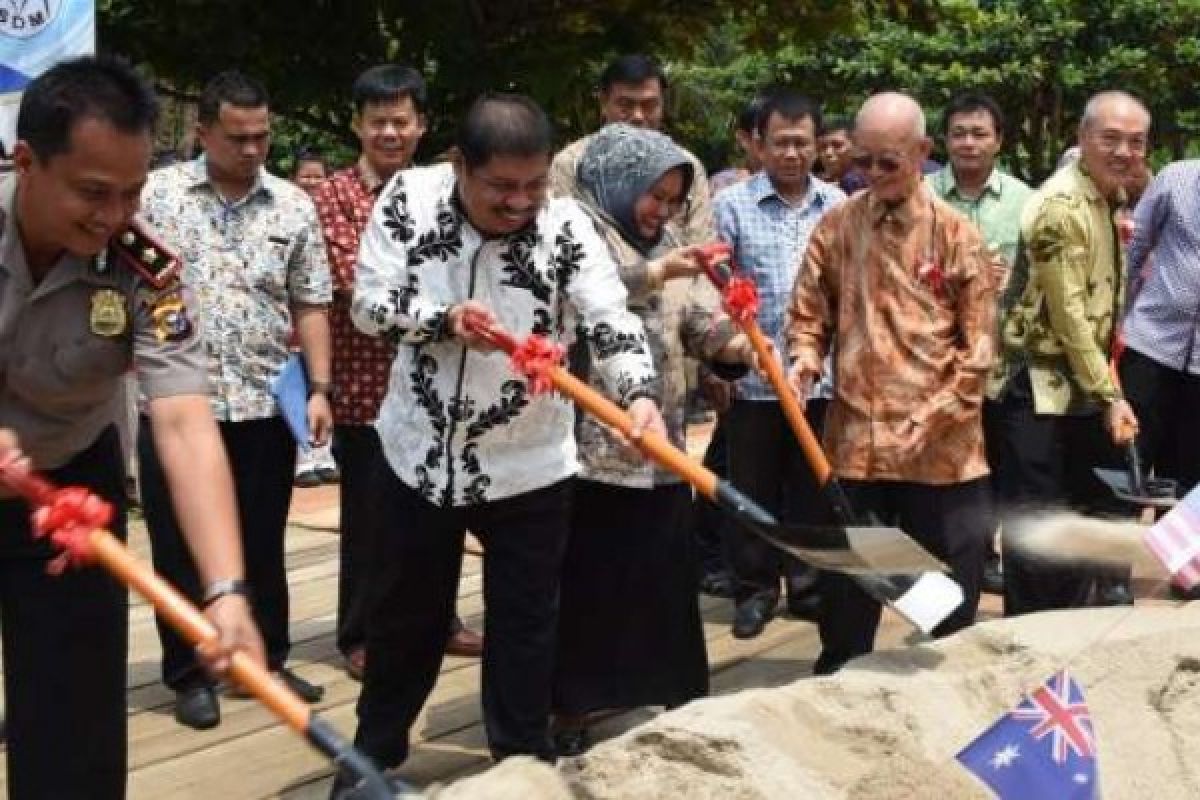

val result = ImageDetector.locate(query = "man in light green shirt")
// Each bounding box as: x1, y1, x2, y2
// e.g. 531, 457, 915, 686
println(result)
926, 92, 1032, 595
926, 92, 1032, 274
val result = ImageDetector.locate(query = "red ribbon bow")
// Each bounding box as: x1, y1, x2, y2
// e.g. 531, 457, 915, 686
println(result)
723, 276, 760, 324
31, 486, 113, 574
510, 335, 564, 395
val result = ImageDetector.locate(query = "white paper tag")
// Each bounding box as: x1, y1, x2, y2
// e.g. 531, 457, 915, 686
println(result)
891, 571, 964, 634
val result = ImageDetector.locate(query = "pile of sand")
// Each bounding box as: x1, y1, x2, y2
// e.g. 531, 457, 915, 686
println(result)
431, 604, 1200, 799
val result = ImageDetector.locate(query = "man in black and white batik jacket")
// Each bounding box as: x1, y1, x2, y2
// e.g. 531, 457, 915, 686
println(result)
336, 93, 665, 788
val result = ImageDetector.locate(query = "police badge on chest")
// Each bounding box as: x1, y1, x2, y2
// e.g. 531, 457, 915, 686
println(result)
89, 289, 128, 337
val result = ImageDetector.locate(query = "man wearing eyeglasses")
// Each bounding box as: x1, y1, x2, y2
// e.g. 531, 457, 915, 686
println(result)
713, 89, 845, 640
787, 92, 996, 674
989, 91, 1151, 616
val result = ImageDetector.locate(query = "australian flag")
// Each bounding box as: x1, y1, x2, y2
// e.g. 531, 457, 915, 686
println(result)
957, 668, 1098, 799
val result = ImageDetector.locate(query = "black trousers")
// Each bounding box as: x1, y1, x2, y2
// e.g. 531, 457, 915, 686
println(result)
1120, 346, 1200, 494
332, 424, 386, 656
723, 398, 830, 604
815, 477, 991, 674
139, 415, 297, 689
0, 427, 128, 800
354, 471, 573, 767
691, 415, 729, 577
991, 377, 1126, 615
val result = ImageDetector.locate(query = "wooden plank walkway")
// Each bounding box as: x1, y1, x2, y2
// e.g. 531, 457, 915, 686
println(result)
0, 423, 995, 798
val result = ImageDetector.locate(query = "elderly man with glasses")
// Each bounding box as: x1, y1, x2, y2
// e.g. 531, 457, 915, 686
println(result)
786, 92, 997, 674
989, 91, 1151, 616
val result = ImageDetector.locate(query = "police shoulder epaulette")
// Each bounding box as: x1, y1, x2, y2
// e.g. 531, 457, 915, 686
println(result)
111, 218, 182, 289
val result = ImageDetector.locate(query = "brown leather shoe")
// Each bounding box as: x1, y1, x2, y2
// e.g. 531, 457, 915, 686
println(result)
344, 647, 366, 682
444, 625, 483, 658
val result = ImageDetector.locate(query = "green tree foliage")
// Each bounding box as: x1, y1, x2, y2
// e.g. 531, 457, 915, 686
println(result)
97, 0, 854, 166
673, 0, 1200, 181
100, 1, 1200, 181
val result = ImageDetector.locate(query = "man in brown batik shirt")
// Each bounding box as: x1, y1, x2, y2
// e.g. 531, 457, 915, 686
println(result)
787, 92, 997, 674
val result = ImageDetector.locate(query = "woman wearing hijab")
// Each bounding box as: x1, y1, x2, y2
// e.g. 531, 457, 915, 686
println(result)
552, 123, 758, 754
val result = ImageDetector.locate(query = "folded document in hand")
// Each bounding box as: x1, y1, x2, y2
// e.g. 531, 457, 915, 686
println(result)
272, 354, 310, 452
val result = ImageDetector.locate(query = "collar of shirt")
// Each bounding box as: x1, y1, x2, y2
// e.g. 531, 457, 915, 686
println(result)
1066, 160, 1115, 210
932, 164, 1004, 202
355, 156, 386, 196
866, 184, 932, 230
750, 171, 831, 214
183, 154, 272, 206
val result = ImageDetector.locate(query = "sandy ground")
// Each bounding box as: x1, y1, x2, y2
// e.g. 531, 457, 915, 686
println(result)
431, 603, 1200, 800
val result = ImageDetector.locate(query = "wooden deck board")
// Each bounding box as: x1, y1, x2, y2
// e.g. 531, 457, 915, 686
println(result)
0, 421, 934, 798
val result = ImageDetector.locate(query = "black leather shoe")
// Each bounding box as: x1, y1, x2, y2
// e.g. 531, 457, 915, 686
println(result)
698, 570, 735, 598
982, 554, 1004, 595
732, 594, 777, 639
278, 667, 325, 703
175, 686, 220, 730
1096, 581, 1134, 607
785, 590, 821, 620
1170, 583, 1200, 601
554, 726, 591, 757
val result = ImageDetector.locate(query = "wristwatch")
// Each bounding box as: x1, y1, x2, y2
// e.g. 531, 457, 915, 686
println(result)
308, 380, 334, 400
202, 578, 251, 608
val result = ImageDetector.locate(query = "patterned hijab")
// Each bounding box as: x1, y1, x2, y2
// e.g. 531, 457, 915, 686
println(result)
576, 123, 694, 254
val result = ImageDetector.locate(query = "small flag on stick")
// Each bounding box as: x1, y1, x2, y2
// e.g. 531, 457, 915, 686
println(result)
957, 668, 1098, 799
1143, 484, 1200, 590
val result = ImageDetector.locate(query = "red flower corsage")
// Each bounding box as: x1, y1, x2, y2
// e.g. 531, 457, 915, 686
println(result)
1115, 210, 1136, 248
916, 257, 945, 297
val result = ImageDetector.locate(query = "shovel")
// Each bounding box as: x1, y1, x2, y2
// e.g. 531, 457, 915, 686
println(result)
0, 466, 401, 800
693, 243, 965, 629
460, 311, 962, 634
1092, 348, 1178, 510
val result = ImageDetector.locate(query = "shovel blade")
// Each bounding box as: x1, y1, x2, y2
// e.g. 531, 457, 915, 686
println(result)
1093, 467, 1178, 509
767, 523, 950, 575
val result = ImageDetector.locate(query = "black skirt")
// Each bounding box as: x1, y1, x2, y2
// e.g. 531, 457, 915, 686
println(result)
552, 479, 709, 714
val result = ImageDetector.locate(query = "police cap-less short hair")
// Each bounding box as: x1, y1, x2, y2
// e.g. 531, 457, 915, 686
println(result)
198, 71, 269, 125
17, 55, 158, 162
352, 65, 427, 115
456, 93, 554, 170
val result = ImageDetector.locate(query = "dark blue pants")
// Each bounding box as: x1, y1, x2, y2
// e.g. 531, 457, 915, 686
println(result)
0, 427, 128, 800
354, 471, 572, 768
139, 415, 296, 689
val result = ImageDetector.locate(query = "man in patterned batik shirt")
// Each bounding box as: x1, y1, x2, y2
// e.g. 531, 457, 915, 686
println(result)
311, 65, 482, 682
989, 91, 1149, 615
139, 71, 332, 729
787, 92, 996, 675
336, 94, 663, 786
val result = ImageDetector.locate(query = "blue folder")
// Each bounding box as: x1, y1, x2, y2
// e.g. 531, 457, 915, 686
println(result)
271, 353, 310, 451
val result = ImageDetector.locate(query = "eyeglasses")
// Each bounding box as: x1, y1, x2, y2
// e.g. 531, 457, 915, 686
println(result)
1091, 131, 1148, 155
851, 153, 903, 174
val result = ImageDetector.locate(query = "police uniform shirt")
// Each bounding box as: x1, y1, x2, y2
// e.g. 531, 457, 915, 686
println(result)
0, 175, 210, 470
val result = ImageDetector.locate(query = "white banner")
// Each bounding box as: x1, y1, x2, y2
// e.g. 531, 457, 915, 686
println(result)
0, 1, 96, 155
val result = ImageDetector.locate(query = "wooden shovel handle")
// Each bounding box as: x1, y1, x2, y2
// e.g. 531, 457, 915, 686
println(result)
464, 316, 720, 499
87, 530, 312, 732
551, 368, 719, 498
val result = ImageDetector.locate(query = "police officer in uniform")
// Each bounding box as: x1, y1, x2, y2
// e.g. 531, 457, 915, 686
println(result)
0, 57, 264, 800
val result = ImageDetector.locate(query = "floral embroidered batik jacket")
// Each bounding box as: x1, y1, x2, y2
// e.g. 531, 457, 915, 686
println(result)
354, 163, 659, 507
